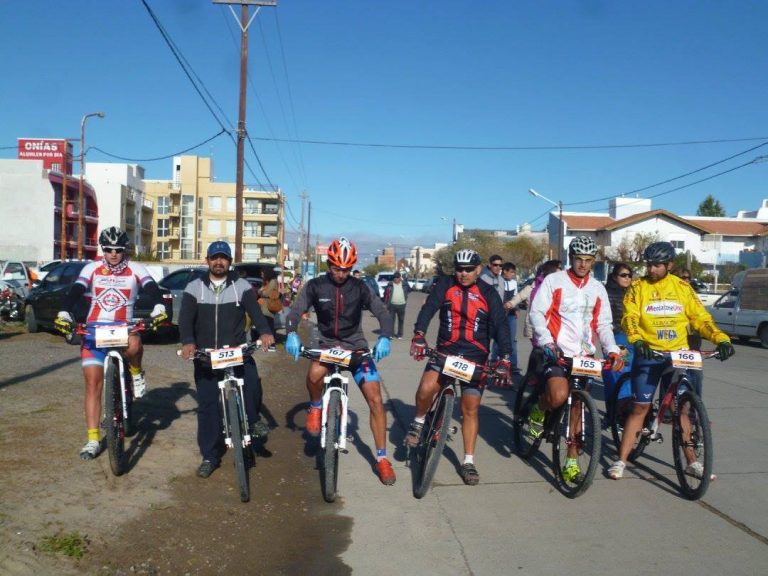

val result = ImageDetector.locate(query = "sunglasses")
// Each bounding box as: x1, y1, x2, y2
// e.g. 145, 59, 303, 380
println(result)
490, 262, 502, 267
617, 273, 632, 278
681, 276, 691, 280
455, 266, 476, 273
103, 247, 125, 254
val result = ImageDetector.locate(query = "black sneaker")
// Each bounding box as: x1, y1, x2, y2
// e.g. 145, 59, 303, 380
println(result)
196, 459, 218, 478
251, 419, 270, 439
404, 421, 424, 448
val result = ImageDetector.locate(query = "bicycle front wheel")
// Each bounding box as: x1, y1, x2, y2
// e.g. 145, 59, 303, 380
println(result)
322, 390, 342, 503
413, 388, 454, 499
104, 357, 126, 476
226, 390, 250, 503
672, 391, 713, 500
552, 389, 601, 498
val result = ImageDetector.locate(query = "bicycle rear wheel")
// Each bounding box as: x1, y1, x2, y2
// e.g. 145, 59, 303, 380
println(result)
413, 388, 454, 499
609, 373, 633, 452
104, 357, 126, 476
513, 391, 543, 459
672, 391, 712, 500
552, 389, 601, 498
226, 390, 250, 503
322, 390, 342, 503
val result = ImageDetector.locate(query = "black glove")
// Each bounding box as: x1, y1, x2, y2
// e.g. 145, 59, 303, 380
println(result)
634, 340, 654, 360
716, 341, 735, 361
491, 358, 512, 388
410, 332, 427, 361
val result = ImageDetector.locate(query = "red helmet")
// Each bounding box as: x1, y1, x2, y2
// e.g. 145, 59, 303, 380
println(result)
327, 237, 357, 269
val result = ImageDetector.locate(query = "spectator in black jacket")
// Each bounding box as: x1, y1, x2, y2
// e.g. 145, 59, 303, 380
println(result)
383, 271, 411, 339
603, 262, 633, 403
179, 241, 275, 479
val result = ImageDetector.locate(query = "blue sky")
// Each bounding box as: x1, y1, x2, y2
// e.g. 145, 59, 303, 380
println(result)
2, 1, 767, 262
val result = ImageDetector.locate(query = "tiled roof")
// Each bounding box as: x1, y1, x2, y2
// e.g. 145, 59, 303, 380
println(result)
601, 209, 712, 233
561, 214, 614, 230
686, 218, 768, 236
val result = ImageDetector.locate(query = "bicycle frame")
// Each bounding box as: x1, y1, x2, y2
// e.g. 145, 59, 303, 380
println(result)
218, 367, 252, 450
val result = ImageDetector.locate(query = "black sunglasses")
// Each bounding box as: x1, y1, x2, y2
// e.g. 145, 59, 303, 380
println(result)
455, 266, 476, 273
617, 272, 632, 278
490, 262, 502, 267
103, 247, 125, 254
681, 276, 691, 280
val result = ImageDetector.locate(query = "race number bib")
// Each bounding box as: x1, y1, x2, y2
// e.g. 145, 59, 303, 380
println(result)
442, 356, 477, 383
670, 350, 703, 371
319, 348, 352, 366
571, 356, 602, 378
94, 325, 129, 348
210, 347, 244, 370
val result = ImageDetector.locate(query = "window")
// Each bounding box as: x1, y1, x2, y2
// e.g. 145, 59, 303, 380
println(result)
671, 240, 685, 250
263, 225, 278, 237
262, 245, 278, 258
208, 219, 221, 234
156, 241, 170, 259
157, 219, 169, 237
158, 196, 169, 215
226, 197, 236, 213
244, 199, 258, 215
226, 220, 236, 236
244, 222, 258, 237
208, 196, 221, 211
243, 245, 260, 260
263, 203, 278, 214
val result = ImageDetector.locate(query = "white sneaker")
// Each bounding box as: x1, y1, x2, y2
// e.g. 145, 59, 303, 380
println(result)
132, 370, 147, 399
608, 460, 626, 480
80, 440, 101, 460
685, 461, 704, 479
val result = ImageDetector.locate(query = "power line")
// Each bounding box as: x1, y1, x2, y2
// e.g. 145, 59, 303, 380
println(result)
89, 129, 228, 162
247, 134, 768, 151
565, 140, 768, 207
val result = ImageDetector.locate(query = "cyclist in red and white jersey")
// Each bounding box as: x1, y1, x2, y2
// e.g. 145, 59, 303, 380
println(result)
528, 236, 624, 480
56, 227, 167, 460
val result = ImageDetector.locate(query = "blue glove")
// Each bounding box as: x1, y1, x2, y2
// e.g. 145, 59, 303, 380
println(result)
285, 332, 301, 361
373, 336, 390, 362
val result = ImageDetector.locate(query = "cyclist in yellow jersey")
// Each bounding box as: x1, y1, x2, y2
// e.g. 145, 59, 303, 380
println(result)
608, 242, 734, 480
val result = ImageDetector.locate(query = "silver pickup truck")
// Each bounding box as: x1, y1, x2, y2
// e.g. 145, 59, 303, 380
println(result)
707, 269, 768, 348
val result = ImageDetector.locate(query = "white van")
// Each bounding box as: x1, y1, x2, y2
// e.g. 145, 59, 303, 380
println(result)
708, 268, 768, 348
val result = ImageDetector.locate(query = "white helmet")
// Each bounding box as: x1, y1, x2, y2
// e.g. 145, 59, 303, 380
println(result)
568, 235, 598, 256
453, 249, 481, 266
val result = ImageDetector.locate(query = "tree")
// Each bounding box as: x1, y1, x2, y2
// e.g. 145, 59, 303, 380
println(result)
696, 195, 725, 217
431, 232, 547, 276
606, 232, 661, 264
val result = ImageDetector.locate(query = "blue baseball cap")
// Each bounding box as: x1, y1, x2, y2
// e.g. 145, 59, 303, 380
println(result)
206, 240, 232, 259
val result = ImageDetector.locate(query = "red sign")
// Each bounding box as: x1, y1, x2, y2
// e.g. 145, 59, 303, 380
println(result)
17, 138, 73, 174
316, 245, 328, 255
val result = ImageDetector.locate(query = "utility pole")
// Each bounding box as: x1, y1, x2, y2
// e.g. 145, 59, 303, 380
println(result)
213, 0, 277, 261
299, 190, 308, 273
305, 201, 312, 275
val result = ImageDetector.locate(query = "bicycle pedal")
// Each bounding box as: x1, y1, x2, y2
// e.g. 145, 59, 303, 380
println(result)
652, 433, 664, 443
449, 426, 458, 435
340, 448, 349, 454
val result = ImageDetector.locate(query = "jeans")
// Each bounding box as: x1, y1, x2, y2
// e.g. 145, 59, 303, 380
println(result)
389, 303, 406, 337
194, 357, 262, 463
490, 313, 518, 368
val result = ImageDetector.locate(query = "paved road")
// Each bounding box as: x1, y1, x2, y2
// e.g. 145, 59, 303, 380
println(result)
324, 293, 768, 575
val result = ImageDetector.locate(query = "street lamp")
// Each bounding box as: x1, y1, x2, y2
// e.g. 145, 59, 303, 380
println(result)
529, 188, 563, 261
441, 216, 456, 243
78, 111, 105, 259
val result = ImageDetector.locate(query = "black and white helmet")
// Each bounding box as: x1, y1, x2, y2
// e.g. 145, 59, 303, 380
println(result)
568, 235, 598, 256
99, 226, 129, 248
453, 249, 481, 266
643, 241, 676, 264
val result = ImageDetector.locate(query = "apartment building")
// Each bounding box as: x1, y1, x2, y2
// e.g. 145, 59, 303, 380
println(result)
144, 156, 284, 263
86, 163, 154, 256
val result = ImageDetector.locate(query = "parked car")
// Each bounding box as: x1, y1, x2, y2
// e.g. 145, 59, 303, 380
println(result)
25, 260, 173, 344
707, 268, 768, 348
34, 259, 63, 281
232, 262, 280, 290
1, 260, 38, 300
409, 277, 427, 291
152, 267, 207, 325
420, 275, 441, 294
361, 275, 382, 299
375, 272, 396, 296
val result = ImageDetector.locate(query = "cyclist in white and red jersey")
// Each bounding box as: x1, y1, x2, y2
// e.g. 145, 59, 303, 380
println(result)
55, 226, 167, 460
528, 236, 624, 481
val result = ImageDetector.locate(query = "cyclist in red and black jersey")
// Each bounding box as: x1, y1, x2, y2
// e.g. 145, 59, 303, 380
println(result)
407, 249, 512, 486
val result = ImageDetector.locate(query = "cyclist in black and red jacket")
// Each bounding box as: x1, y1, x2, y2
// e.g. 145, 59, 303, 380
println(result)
407, 249, 512, 486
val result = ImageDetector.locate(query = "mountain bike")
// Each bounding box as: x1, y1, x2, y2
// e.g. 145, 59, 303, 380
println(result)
513, 354, 604, 498
299, 345, 371, 503
75, 320, 148, 476
610, 349, 718, 500
406, 348, 495, 499
181, 342, 261, 503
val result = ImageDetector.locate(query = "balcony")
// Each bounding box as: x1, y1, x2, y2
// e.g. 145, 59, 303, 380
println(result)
168, 206, 180, 218
141, 198, 154, 211
169, 182, 180, 195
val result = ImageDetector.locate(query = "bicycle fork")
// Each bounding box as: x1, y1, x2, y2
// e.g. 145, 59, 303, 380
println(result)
320, 374, 349, 452
105, 351, 130, 423
219, 375, 251, 449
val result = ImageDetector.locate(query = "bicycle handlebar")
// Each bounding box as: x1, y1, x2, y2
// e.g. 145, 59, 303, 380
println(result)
651, 349, 721, 361
177, 340, 263, 361
75, 319, 149, 336
300, 346, 372, 362
421, 347, 496, 374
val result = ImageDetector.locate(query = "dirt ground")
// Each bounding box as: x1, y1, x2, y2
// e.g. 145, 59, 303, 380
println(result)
0, 322, 352, 575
